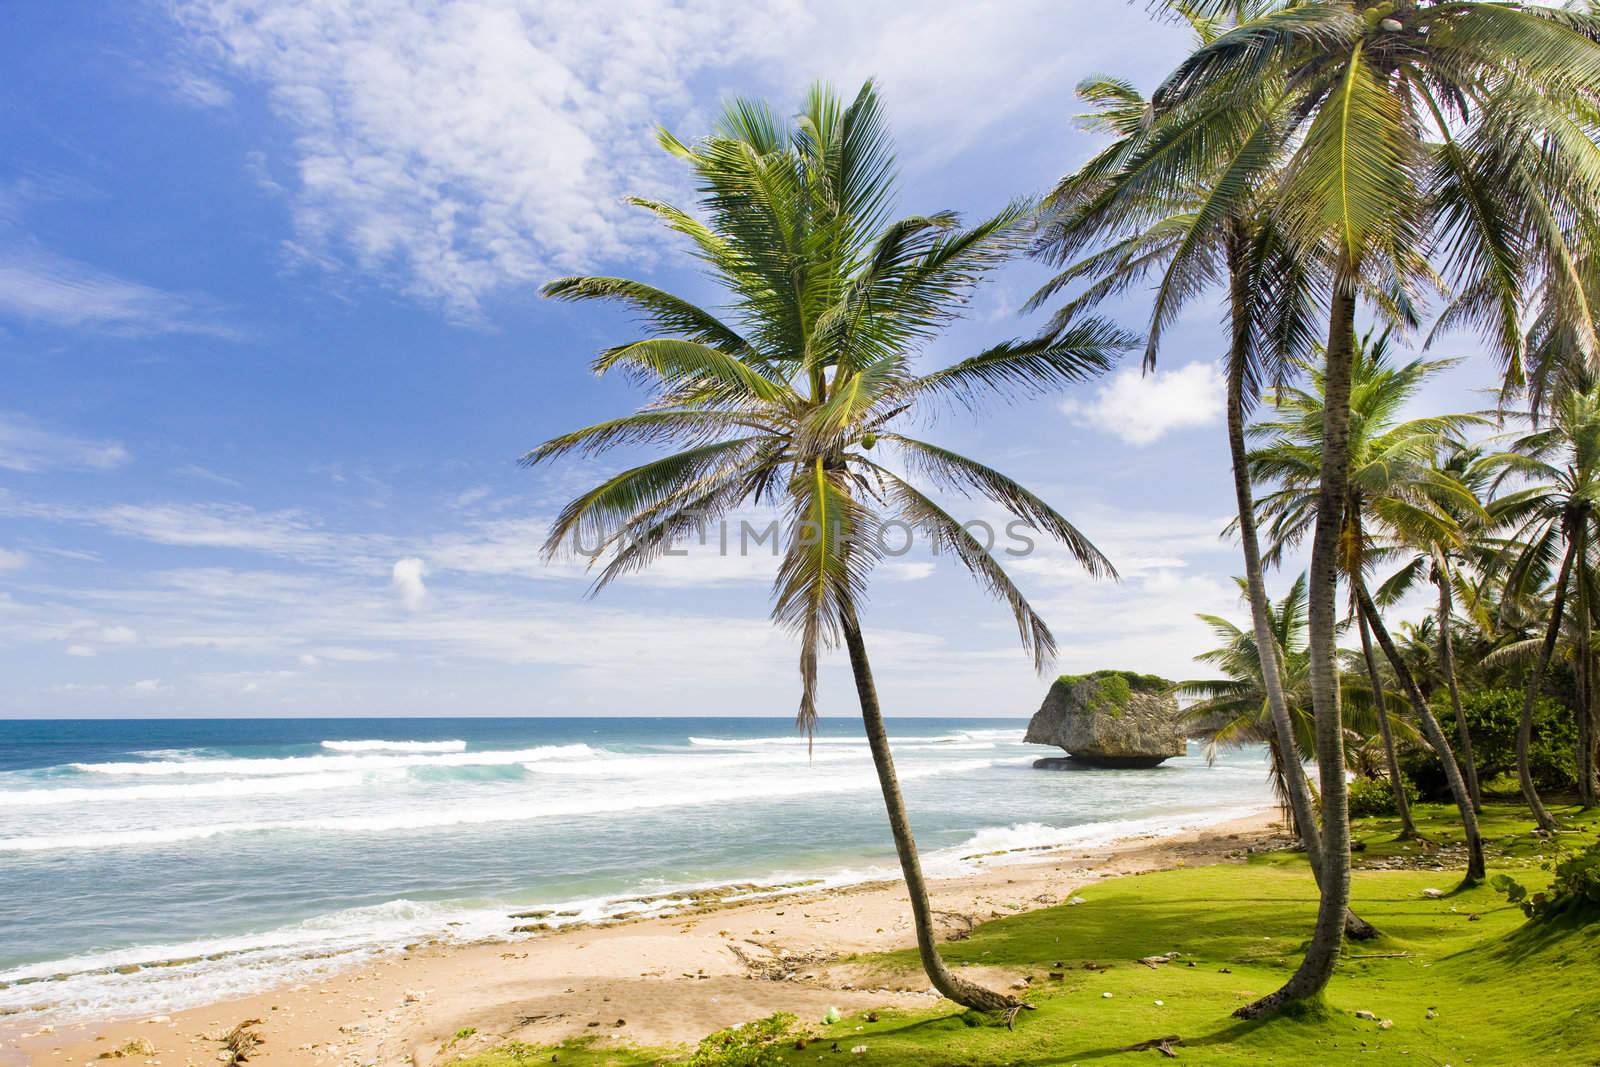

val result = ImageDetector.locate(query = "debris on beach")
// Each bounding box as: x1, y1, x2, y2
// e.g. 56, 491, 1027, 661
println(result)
726, 940, 837, 981
94, 1036, 155, 1059
214, 1018, 263, 1064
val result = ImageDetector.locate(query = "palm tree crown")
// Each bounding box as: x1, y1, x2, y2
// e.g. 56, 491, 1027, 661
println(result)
526, 82, 1133, 732
1249, 330, 1483, 577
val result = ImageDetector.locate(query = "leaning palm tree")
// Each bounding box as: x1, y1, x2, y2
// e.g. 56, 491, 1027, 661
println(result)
1483, 383, 1600, 825
524, 82, 1133, 1013
1042, 0, 1600, 1013
1251, 332, 1489, 878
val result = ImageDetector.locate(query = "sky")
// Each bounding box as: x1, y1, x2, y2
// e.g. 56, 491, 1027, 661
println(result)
0, 1, 1508, 719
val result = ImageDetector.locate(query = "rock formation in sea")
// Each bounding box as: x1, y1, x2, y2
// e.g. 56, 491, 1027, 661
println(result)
1024, 670, 1186, 769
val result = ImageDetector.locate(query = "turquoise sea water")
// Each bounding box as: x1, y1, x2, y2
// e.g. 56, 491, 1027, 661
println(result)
0, 717, 1272, 1024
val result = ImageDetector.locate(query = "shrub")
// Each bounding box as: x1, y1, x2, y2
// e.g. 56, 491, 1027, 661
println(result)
1492, 839, 1600, 920
1400, 688, 1575, 800
1347, 774, 1417, 817
688, 1013, 809, 1067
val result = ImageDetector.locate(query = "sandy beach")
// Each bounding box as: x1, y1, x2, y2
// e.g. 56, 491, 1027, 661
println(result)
4, 809, 1279, 1067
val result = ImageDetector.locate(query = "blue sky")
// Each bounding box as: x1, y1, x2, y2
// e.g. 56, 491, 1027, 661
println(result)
1, 1, 1504, 718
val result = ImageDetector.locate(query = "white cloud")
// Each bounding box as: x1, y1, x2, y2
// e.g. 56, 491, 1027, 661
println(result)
391, 557, 428, 610
65, 644, 96, 657
1060, 361, 1225, 446
171, 0, 1187, 318
101, 625, 140, 644
0, 247, 232, 336
881, 561, 936, 582
129, 678, 166, 693
0, 495, 382, 565
0, 547, 27, 571
172, 0, 806, 318
0, 414, 130, 473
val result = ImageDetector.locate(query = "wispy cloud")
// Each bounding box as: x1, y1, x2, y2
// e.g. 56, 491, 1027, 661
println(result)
0, 246, 234, 337
172, 463, 242, 488
0, 413, 130, 473
0, 495, 381, 565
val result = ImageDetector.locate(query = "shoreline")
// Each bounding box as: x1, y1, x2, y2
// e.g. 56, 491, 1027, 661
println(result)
3, 807, 1281, 1066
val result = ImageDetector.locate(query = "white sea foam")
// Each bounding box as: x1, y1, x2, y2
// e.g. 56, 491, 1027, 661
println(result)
0, 772, 366, 808
922, 805, 1270, 878
0, 897, 510, 1023
320, 739, 467, 753
687, 731, 1005, 749
688, 735, 870, 747
525, 746, 864, 777
68, 743, 596, 777
0, 758, 999, 853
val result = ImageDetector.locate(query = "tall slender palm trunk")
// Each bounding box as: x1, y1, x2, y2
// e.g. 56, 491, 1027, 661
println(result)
840, 607, 1017, 1014
1356, 609, 1417, 837
1223, 244, 1375, 941
1434, 558, 1482, 813
1235, 272, 1358, 1019
1578, 634, 1595, 808
1357, 583, 1486, 882
1574, 523, 1596, 807
1521, 533, 1574, 832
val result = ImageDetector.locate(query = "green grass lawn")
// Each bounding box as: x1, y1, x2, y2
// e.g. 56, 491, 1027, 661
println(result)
456, 800, 1600, 1066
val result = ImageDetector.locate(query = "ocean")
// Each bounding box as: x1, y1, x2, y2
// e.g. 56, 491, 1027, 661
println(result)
0, 717, 1272, 1025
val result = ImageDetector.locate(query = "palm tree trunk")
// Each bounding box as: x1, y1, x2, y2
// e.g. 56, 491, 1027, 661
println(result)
1266, 737, 1296, 834
1578, 639, 1594, 807
1357, 582, 1486, 882
1223, 241, 1374, 942
1520, 531, 1574, 832
1235, 267, 1358, 1019
1357, 608, 1417, 837
1434, 557, 1482, 813
1574, 523, 1596, 807
840, 606, 1016, 1014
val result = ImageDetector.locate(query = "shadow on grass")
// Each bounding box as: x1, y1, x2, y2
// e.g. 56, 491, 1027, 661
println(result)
917, 1001, 1329, 1066
1486, 907, 1600, 966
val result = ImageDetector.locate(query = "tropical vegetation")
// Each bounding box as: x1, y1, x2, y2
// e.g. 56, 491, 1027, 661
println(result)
525, 0, 1600, 1057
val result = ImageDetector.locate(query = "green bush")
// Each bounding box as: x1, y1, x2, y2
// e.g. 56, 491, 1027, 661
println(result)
687, 1012, 808, 1067
1400, 688, 1575, 800
1493, 839, 1600, 920
1347, 774, 1417, 817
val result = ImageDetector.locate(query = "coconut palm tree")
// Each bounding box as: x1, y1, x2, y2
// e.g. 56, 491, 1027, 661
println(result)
1181, 575, 1319, 833
1181, 574, 1397, 830
1028, 14, 1383, 939
1251, 332, 1489, 878
1040, 0, 1600, 1014
1484, 384, 1600, 825
524, 82, 1133, 1013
